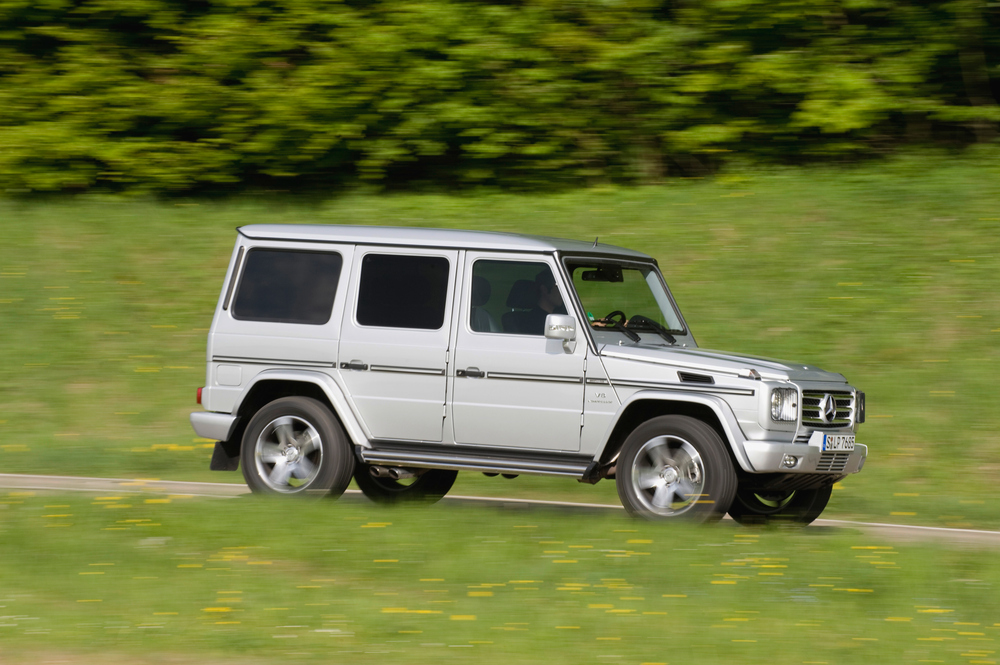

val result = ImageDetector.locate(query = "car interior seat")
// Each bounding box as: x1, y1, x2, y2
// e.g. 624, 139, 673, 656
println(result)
502, 279, 538, 334
470, 275, 501, 333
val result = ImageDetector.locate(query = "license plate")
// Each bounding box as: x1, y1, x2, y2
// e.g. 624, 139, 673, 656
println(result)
823, 434, 855, 452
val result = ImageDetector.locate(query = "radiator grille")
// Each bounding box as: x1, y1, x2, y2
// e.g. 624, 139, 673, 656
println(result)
802, 390, 854, 428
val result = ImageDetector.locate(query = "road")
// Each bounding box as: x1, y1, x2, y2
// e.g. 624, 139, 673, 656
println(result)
2, 472, 999, 547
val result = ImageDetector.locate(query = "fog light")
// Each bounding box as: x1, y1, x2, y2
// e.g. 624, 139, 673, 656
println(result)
781, 455, 798, 469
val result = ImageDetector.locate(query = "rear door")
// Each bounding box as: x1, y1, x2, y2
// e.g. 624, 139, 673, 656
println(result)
338, 247, 458, 442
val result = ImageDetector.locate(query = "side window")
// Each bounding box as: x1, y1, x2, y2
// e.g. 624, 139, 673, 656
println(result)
356, 253, 450, 330
232, 249, 342, 325
470, 260, 565, 336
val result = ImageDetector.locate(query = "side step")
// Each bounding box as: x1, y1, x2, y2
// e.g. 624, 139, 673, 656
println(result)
358, 442, 593, 478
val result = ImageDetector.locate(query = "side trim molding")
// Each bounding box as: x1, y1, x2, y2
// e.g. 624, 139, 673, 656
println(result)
486, 371, 583, 384
611, 379, 754, 397
369, 365, 445, 376
213, 356, 335, 369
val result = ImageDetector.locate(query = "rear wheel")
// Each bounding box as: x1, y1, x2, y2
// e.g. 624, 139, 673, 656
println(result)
240, 396, 354, 497
727, 486, 832, 525
353, 466, 458, 504
616, 415, 736, 522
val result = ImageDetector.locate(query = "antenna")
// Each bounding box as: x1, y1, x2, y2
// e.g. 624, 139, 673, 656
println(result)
592, 237, 598, 248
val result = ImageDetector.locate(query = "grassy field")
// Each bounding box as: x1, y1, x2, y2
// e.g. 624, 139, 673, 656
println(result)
1, 151, 999, 527
1, 492, 999, 665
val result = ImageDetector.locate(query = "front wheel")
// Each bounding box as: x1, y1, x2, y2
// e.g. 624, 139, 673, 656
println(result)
616, 415, 737, 522
727, 485, 832, 525
353, 466, 458, 504
240, 396, 354, 497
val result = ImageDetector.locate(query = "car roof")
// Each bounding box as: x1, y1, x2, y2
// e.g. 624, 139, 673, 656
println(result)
238, 224, 653, 261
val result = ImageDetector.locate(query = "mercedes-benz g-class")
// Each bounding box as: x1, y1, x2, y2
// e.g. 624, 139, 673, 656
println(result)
191, 225, 867, 523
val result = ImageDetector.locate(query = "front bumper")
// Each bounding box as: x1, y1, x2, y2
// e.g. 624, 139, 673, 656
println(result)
742, 440, 867, 475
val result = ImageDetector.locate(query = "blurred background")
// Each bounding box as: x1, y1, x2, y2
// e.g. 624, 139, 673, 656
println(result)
1, 0, 999, 193
1, 2, 999, 663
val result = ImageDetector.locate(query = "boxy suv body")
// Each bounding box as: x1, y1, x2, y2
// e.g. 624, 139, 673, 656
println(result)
191, 225, 867, 523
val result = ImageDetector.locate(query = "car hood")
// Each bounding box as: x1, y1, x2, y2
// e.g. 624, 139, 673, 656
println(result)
598, 344, 846, 383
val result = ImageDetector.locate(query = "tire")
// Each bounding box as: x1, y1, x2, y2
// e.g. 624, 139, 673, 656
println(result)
616, 415, 737, 522
240, 396, 354, 497
353, 466, 458, 504
727, 485, 832, 526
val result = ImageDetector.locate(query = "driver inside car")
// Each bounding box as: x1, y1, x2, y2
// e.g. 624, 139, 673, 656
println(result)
524, 269, 567, 335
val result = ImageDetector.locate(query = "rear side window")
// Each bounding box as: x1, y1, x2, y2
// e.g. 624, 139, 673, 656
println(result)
356, 254, 450, 329
232, 249, 342, 325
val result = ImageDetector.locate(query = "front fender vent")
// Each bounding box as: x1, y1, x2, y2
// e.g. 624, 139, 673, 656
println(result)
678, 372, 714, 385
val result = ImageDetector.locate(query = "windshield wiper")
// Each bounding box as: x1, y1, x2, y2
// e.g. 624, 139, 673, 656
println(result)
626, 315, 677, 345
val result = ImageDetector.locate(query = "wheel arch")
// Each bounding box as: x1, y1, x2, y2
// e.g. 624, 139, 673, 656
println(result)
225, 370, 368, 458
596, 391, 753, 472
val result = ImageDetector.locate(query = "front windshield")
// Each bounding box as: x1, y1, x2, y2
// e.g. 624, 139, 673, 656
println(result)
566, 259, 685, 344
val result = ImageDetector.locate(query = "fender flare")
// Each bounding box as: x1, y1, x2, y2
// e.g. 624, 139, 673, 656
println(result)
234, 369, 370, 448
596, 390, 755, 472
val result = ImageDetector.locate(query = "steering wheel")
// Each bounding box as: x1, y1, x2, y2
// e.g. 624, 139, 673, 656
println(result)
601, 310, 627, 326
593, 309, 640, 342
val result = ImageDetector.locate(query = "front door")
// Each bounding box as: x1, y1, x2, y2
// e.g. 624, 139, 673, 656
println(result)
450, 253, 586, 452
339, 247, 458, 442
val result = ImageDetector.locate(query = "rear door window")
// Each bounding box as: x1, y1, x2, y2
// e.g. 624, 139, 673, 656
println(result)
356, 253, 450, 330
232, 249, 342, 325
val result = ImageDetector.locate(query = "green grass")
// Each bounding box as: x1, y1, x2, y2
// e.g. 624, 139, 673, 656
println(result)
1, 492, 999, 664
1, 151, 999, 526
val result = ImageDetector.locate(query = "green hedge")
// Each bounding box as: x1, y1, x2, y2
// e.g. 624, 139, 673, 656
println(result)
1, 0, 999, 193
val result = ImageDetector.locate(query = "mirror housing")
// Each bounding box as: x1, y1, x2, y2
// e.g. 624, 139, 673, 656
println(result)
544, 314, 577, 353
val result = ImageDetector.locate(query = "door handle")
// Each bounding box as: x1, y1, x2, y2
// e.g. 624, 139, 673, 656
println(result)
340, 361, 369, 371
457, 367, 485, 378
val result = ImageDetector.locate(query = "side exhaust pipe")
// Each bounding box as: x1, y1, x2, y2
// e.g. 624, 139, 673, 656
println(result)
369, 465, 418, 480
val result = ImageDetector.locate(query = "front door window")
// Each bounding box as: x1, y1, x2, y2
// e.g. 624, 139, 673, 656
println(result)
469, 260, 567, 336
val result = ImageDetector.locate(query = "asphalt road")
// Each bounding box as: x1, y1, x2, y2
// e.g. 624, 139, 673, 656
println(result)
2, 472, 999, 547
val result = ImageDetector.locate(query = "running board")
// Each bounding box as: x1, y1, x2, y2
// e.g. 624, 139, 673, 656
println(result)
358, 443, 592, 478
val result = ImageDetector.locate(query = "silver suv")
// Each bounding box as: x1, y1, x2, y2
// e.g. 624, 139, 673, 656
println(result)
191, 225, 867, 523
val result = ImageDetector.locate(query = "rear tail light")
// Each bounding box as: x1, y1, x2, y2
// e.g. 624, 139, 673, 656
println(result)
196, 387, 203, 405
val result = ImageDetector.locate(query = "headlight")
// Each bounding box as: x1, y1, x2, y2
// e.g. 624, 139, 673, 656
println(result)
771, 388, 798, 422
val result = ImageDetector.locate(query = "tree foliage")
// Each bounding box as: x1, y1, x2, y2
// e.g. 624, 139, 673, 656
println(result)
1, 0, 998, 192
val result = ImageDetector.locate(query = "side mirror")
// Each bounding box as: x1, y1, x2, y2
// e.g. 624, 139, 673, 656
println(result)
544, 314, 577, 353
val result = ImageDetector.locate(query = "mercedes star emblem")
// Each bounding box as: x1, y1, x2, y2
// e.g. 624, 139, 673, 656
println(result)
819, 394, 838, 423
